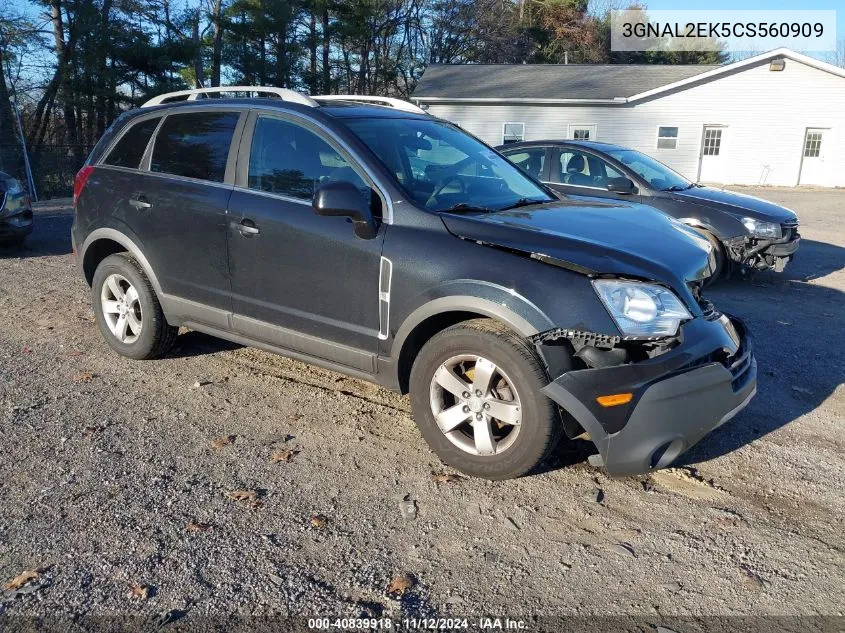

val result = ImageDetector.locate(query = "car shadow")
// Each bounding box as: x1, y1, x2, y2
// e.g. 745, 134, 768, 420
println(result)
165, 330, 243, 358
675, 238, 845, 467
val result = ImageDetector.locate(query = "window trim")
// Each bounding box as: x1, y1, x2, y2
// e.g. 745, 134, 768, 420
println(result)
501, 122, 525, 145
235, 108, 393, 224
656, 126, 679, 150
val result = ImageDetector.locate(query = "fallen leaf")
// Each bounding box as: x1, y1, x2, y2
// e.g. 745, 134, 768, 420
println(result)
21, 347, 33, 354
225, 489, 258, 502
82, 425, 103, 437
248, 499, 264, 510
386, 573, 415, 597
211, 435, 237, 448
127, 583, 149, 600
270, 448, 299, 463
186, 521, 213, 533
3, 570, 39, 591
67, 349, 85, 358
431, 472, 465, 484
310, 514, 328, 528
72, 371, 95, 383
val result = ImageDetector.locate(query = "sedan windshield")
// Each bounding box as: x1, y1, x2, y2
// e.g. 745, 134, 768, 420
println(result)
605, 148, 693, 191
342, 118, 554, 212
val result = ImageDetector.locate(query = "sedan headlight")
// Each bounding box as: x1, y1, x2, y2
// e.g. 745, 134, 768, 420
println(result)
741, 217, 781, 239
593, 279, 691, 337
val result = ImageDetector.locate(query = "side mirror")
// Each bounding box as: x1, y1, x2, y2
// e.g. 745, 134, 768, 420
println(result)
312, 181, 378, 239
606, 177, 636, 195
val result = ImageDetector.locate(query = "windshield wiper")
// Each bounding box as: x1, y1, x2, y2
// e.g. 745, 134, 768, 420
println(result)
441, 203, 493, 214
500, 197, 550, 211
662, 184, 694, 192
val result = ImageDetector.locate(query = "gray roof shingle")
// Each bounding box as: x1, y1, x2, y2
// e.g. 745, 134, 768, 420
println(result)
412, 63, 719, 101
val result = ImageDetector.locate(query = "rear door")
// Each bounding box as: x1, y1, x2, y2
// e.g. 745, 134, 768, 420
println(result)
498, 146, 551, 182
127, 109, 245, 322
225, 111, 385, 370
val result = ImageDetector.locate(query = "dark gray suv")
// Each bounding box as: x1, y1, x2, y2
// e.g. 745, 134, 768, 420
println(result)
72, 87, 757, 479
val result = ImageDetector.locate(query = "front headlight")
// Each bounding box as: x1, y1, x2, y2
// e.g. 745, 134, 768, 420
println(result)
593, 279, 692, 337
741, 217, 781, 239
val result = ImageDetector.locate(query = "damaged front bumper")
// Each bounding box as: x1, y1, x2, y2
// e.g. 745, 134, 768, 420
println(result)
725, 223, 800, 273
540, 315, 756, 476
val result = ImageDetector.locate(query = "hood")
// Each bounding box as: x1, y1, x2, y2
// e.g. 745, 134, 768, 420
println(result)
440, 199, 714, 293
670, 186, 798, 223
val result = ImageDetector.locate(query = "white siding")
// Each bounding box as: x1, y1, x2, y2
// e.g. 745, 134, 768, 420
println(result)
423, 58, 845, 187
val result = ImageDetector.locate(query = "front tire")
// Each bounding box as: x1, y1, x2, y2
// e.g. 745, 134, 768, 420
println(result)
695, 228, 727, 284
91, 253, 177, 359
409, 319, 561, 480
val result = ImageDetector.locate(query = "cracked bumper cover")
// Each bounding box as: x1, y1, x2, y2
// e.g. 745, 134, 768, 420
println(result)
541, 315, 757, 476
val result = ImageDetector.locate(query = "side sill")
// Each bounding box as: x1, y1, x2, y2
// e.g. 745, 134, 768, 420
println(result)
183, 321, 397, 390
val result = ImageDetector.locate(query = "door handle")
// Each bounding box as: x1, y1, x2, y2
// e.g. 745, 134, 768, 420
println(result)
234, 218, 260, 236
128, 194, 152, 210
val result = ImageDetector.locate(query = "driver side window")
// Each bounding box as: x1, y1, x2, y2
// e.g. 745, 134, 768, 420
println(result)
248, 116, 370, 202
556, 151, 623, 188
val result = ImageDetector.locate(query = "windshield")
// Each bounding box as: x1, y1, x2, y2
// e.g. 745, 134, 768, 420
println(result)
342, 118, 554, 212
604, 148, 692, 191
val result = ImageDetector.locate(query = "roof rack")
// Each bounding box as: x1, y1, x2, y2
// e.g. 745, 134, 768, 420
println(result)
313, 95, 426, 114
142, 86, 317, 108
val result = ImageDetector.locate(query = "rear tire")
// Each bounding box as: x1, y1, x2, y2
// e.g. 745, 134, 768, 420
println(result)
409, 319, 561, 480
92, 253, 177, 360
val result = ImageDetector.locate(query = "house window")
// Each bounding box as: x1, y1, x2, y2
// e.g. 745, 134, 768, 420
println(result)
657, 126, 679, 149
702, 128, 722, 156
568, 124, 596, 140
804, 131, 822, 158
502, 122, 524, 145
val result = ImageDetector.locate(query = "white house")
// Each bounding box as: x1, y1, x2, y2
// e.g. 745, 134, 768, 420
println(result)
411, 49, 845, 187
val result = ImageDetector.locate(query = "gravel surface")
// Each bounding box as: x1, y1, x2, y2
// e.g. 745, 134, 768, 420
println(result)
0, 188, 843, 626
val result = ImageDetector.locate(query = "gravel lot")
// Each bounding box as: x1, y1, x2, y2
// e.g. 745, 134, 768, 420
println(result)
1, 187, 843, 628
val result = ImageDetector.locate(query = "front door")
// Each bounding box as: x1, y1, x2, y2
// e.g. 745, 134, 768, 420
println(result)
698, 126, 725, 183
548, 148, 641, 203
799, 128, 830, 186
226, 112, 385, 371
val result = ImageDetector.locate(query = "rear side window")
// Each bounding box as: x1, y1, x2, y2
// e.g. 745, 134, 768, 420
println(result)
103, 118, 160, 168
151, 111, 239, 182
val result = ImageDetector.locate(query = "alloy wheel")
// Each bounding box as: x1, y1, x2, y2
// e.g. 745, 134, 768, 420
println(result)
429, 354, 523, 456
100, 273, 143, 344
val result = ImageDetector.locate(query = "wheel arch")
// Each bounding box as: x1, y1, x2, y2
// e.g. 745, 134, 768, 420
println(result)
80, 228, 164, 298
391, 295, 553, 394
